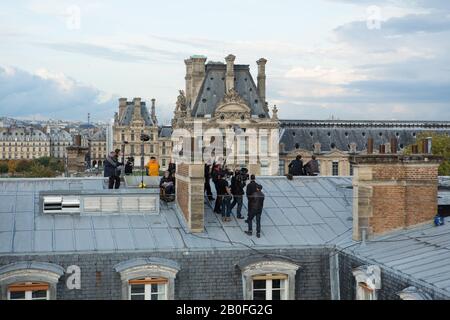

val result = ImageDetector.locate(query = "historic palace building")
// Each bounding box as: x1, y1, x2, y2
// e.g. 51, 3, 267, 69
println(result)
113, 98, 161, 169
0, 127, 51, 160
278, 119, 450, 176
171, 55, 280, 176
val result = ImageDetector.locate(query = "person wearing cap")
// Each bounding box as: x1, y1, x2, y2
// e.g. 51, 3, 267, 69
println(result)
245, 184, 265, 238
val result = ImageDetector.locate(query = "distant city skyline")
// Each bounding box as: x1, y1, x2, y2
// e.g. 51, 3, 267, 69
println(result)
1, 0, 450, 122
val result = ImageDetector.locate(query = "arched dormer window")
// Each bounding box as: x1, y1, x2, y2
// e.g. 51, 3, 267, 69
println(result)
238, 256, 300, 301
0, 262, 64, 300
114, 258, 180, 300
352, 265, 381, 300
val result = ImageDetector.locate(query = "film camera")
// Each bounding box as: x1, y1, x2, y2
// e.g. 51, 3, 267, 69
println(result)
140, 134, 151, 142
235, 167, 249, 184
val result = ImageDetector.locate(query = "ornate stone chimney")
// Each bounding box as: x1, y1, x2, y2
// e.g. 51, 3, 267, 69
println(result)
185, 55, 207, 107
314, 143, 322, 155
133, 98, 142, 119
119, 98, 127, 121
151, 98, 157, 124
257, 58, 267, 105
225, 54, 236, 92
352, 154, 442, 241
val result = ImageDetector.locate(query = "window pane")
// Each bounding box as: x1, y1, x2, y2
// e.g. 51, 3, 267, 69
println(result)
130, 294, 145, 300
9, 291, 26, 300
131, 284, 145, 294
272, 279, 281, 289
32, 290, 47, 300
151, 284, 158, 293
272, 289, 281, 301
253, 290, 266, 301
253, 280, 266, 290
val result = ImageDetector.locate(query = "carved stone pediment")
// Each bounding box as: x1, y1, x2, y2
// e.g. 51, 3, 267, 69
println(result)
222, 88, 246, 105
214, 89, 251, 121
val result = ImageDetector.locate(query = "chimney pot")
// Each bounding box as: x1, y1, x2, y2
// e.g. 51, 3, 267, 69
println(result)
257, 58, 268, 106
225, 54, 236, 92
367, 138, 374, 154
390, 138, 398, 154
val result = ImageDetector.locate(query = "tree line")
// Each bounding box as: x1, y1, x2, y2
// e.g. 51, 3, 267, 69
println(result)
0, 157, 65, 178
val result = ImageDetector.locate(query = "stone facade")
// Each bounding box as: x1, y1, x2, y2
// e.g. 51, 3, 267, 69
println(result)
113, 98, 159, 169
279, 147, 353, 176
0, 127, 51, 160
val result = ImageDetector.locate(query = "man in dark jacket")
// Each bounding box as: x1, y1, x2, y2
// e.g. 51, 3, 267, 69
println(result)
245, 175, 259, 222
104, 151, 121, 189
214, 174, 228, 214
304, 155, 320, 176
288, 155, 304, 176
245, 185, 265, 238
230, 169, 245, 219
168, 160, 176, 178
204, 162, 214, 201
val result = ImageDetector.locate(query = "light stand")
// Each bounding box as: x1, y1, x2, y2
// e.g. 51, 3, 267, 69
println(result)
121, 141, 129, 177
139, 134, 151, 189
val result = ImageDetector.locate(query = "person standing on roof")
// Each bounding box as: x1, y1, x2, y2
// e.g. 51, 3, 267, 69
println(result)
246, 175, 258, 222
230, 168, 245, 219
104, 150, 122, 189
245, 184, 265, 238
146, 157, 160, 177
204, 160, 215, 201
288, 155, 304, 176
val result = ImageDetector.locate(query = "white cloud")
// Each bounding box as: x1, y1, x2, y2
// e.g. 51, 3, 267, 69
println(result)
0, 65, 117, 121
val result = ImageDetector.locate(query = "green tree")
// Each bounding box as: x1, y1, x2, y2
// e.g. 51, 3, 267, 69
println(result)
406, 132, 450, 176
34, 157, 51, 167
25, 163, 56, 178
0, 162, 8, 174
7, 160, 17, 176
15, 160, 32, 173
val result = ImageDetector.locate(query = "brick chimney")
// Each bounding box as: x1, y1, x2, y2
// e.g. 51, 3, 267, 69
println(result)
175, 162, 205, 233
185, 55, 207, 107
257, 58, 267, 105
225, 54, 236, 93
352, 154, 442, 241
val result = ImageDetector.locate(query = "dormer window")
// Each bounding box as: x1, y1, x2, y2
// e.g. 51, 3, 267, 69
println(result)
239, 257, 300, 301
352, 265, 381, 301
7, 282, 49, 300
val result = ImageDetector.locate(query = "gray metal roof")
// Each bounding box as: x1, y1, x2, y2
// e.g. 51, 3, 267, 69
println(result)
118, 102, 154, 126
1, 176, 449, 296
159, 126, 173, 138
336, 216, 450, 297
280, 120, 450, 153
0, 176, 353, 255
191, 64, 269, 118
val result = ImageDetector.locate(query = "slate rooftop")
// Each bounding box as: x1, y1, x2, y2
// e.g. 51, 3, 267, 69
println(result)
0, 177, 449, 296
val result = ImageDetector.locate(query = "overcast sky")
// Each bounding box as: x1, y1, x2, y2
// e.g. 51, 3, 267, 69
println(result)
1, 0, 449, 124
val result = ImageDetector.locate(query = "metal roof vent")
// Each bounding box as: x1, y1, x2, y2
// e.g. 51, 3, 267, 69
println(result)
43, 196, 80, 214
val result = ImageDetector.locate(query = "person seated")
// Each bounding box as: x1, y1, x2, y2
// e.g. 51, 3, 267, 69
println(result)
160, 171, 175, 195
